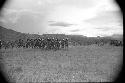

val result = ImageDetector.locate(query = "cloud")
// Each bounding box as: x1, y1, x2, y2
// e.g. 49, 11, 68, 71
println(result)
84, 10, 122, 26
49, 21, 74, 27
1, 8, 47, 34
60, 0, 97, 9
1, 8, 44, 24
70, 29, 80, 32
95, 27, 114, 31
1, 0, 122, 36
84, 10, 123, 35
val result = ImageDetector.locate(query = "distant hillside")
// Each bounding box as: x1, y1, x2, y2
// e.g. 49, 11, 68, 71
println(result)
110, 34, 123, 39
0, 26, 28, 41
104, 34, 123, 41
0, 26, 123, 45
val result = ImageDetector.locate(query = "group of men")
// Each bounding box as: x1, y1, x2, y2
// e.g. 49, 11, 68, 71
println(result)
0, 37, 69, 50
0, 37, 123, 50
109, 39, 123, 46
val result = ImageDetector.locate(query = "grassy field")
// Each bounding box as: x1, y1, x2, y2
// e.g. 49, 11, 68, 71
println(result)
0, 45, 123, 82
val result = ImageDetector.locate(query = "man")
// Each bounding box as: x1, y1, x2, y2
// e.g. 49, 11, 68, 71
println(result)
61, 39, 65, 49
55, 38, 60, 50
46, 38, 51, 50
0, 40, 2, 49
64, 38, 68, 49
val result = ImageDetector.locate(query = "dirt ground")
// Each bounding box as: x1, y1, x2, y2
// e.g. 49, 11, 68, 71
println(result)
0, 45, 123, 82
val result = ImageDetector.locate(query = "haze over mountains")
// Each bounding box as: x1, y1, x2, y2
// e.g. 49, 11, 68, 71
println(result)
0, 0, 123, 37
0, 25, 123, 42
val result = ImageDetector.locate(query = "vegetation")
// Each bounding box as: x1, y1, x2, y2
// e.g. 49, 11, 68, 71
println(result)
0, 26, 123, 46
0, 26, 123, 82
0, 45, 123, 82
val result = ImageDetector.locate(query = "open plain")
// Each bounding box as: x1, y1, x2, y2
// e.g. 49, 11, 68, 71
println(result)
0, 44, 123, 82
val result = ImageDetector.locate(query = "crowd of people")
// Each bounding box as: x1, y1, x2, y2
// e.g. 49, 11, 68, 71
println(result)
0, 37, 69, 50
0, 37, 123, 50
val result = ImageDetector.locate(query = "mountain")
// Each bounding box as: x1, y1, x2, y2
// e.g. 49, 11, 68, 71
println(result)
0, 26, 28, 41
111, 34, 123, 39
0, 25, 123, 45
105, 34, 123, 41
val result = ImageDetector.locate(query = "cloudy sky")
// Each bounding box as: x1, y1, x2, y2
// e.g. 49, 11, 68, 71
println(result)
0, 0, 123, 37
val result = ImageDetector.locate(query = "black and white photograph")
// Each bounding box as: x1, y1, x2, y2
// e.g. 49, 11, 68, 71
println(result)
0, 0, 123, 82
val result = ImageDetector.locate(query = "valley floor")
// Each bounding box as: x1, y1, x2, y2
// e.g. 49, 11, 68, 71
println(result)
0, 45, 123, 82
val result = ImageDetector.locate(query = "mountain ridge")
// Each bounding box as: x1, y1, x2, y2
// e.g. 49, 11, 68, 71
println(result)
0, 25, 123, 41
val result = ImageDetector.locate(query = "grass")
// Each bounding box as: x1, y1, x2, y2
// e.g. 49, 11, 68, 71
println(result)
0, 45, 123, 82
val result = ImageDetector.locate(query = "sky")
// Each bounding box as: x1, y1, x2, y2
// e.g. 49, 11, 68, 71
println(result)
0, 0, 123, 37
